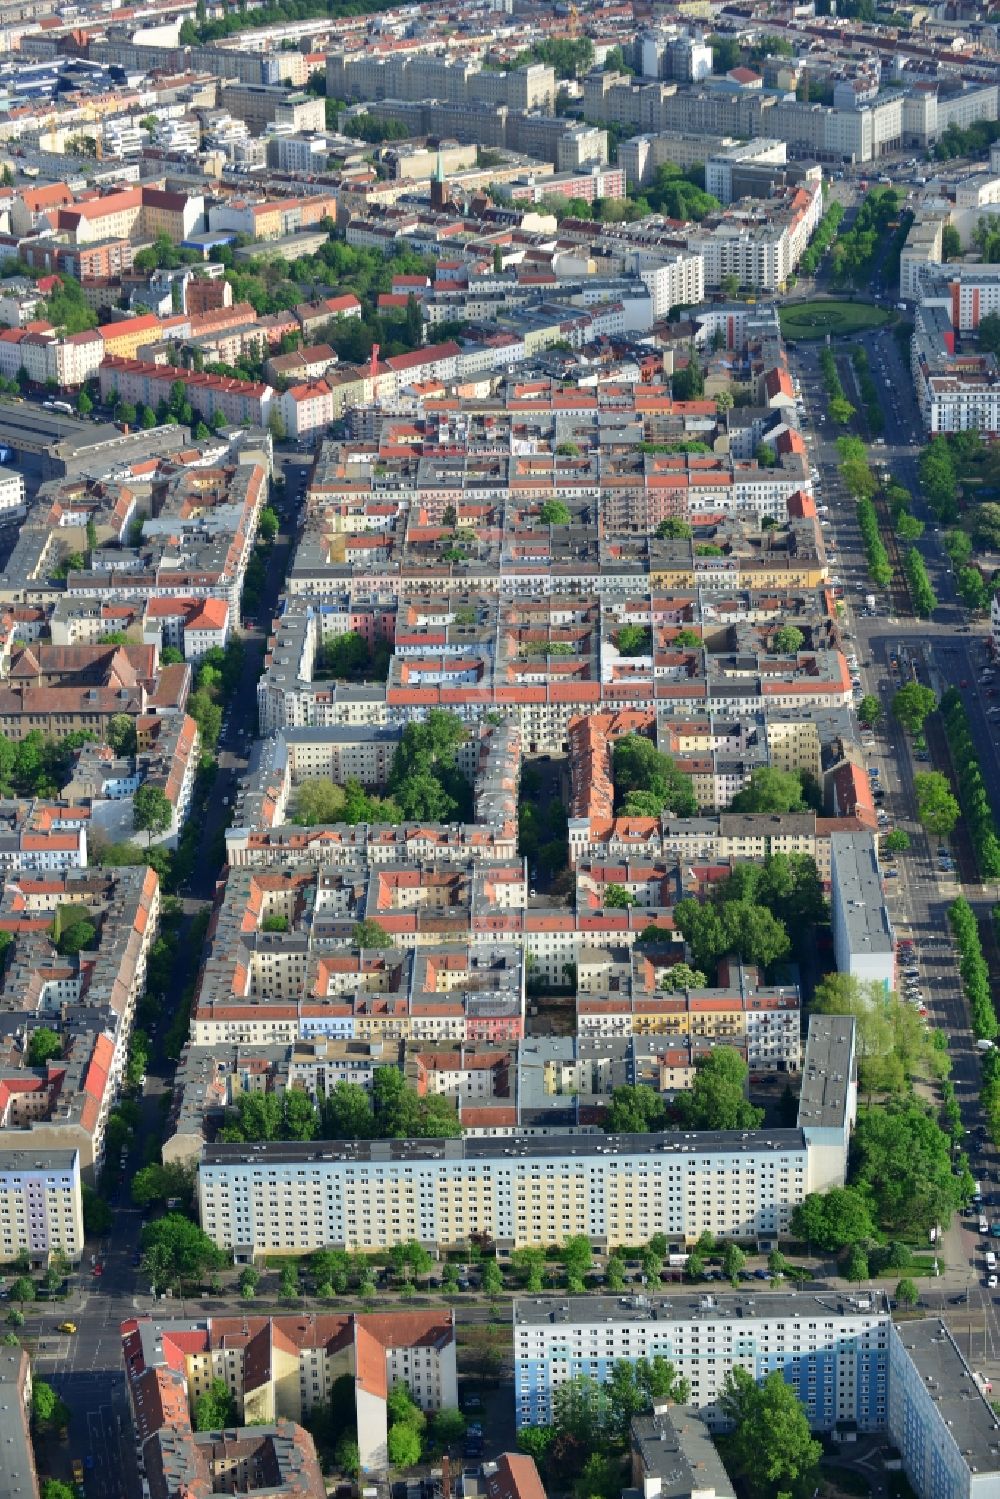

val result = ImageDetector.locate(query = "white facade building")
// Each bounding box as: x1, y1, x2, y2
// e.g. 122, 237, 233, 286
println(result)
830, 831, 895, 989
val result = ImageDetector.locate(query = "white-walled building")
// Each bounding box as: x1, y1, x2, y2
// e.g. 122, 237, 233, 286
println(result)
0, 1147, 84, 1264
830, 831, 895, 989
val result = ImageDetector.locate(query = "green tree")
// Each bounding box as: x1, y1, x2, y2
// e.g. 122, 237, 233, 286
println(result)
942, 224, 962, 261
915, 771, 961, 837
790, 1186, 876, 1252
133, 783, 172, 845
77, 390, 93, 416
895, 1276, 919, 1307
432, 1407, 467, 1448
603, 883, 634, 908
27, 1026, 61, 1067
892, 682, 937, 735
518, 1426, 556, 1464
239, 1266, 260, 1300
481, 1260, 503, 1297
884, 829, 910, 853
616, 624, 652, 656
32, 1380, 67, 1427
655, 517, 693, 540
279, 1262, 300, 1299
771, 624, 804, 654
729, 766, 806, 813
843, 1243, 870, 1283
388, 1422, 422, 1468
539, 499, 571, 525
658, 962, 707, 991
605, 1083, 668, 1133
560, 1234, 593, 1293
8, 1277, 32, 1304
720, 1368, 822, 1499
130, 1162, 193, 1208
140, 1213, 224, 1287
193, 1378, 237, 1432
853, 1097, 965, 1233
722, 1242, 746, 1284
858, 694, 883, 727
511, 1247, 546, 1293
352, 919, 393, 949
674, 1048, 764, 1130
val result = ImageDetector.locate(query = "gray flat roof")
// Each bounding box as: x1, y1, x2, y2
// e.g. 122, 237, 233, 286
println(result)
513, 1289, 891, 1327
203, 1127, 807, 1168
632, 1408, 736, 1499
797, 1015, 855, 1130
0, 1147, 78, 1172
831, 831, 893, 955
893, 1320, 1000, 1476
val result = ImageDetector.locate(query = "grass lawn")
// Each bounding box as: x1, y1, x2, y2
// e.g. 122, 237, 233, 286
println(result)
780, 301, 892, 340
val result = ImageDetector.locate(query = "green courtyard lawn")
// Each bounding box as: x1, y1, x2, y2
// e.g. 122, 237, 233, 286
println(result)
780, 300, 892, 341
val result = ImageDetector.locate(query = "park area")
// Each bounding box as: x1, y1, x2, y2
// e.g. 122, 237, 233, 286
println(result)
779, 301, 891, 341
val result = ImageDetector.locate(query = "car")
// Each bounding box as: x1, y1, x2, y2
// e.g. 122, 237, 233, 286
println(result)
92, 1263, 103, 1276
132, 1250, 142, 1266
58, 1321, 77, 1334
72, 1460, 85, 1485
989, 1274, 997, 1289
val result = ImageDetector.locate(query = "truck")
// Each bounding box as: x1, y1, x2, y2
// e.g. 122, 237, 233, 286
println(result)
978, 1040, 995, 1053
865, 594, 877, 613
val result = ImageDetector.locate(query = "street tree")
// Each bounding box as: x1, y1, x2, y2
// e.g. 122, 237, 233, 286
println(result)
892, 682, 937, 735
858, 694, 883, 727
914, 771, 961, 837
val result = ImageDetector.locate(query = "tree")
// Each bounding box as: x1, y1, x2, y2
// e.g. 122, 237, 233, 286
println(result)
133, 783, 172, 845
387, 1422, 423, 1468
292, 778, 346, 825
8, 1278, 33, 1304
722, 1242, 746, 1284
892, 682, 937, 735
239, 1266, 260, 1300
771, 624, 804, 654
728, 767, 806, 813
616, 624, 652, 656
606, 1083, 668, 1133
352, 919, 393, 949
560, 1234, 593, 1292
603, 883, 634, 908
76, 390, 93, 416
130, 1162, 193, 1208
790, 1186, 876, 1252
843, 1243, 870, 1283
897, 510, 925, 542
27, 1027, 61, 1067
658, 962, 707, 992
941, 224, 962, 262
43, 1482, 77, 1499
605, 1254, 626, 1291
884, 829, 910, 853
106, 712, 137, 756
613, 733, 697, 817
858, 694, 883, 727
720, 1368, 822, 1499
958, 566, 988, 612
518, 1425, 556, 1465
895, 1276, 919, 1307
258, 506, 279, 542
279, 1263, 300, 1299
140, 1213, 224, 1287
193, 1378, 237, 1432
853, 1097, 965, 1233
914, 771, 961, 837
980, 311, 1000, 353
512, 1247, 546, 1293
32, 1380, 68, 1427
431, 1407, 467, 1450
539, 499, 571, 525
655, 517, 692, 539
674, 1048, 764, 1131
481, 1260, 503, 1297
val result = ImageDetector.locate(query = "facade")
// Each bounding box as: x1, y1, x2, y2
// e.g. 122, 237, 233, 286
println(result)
197, 1017, 852, 1254
0, 1147, 83, 1265
888, 1320, 1000, 1499
123, 1310, 458, 1473
514, 1289, 891, 1432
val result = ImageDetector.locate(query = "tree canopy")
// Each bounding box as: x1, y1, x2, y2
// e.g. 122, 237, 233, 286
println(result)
674, 1048, 764, 1131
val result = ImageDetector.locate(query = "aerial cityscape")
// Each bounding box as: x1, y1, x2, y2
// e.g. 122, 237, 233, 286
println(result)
1, 1, 1000, 1497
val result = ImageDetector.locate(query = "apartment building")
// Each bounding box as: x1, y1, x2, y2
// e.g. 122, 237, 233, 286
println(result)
514, 1289, 890, 1432
220, 82, 325, 133
0, 1147, 83, 1265
888, 1320, 1000, 1499
830, 832, 895, 990
197, 1015, 853, 1254
123, 1310, 458, 1471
